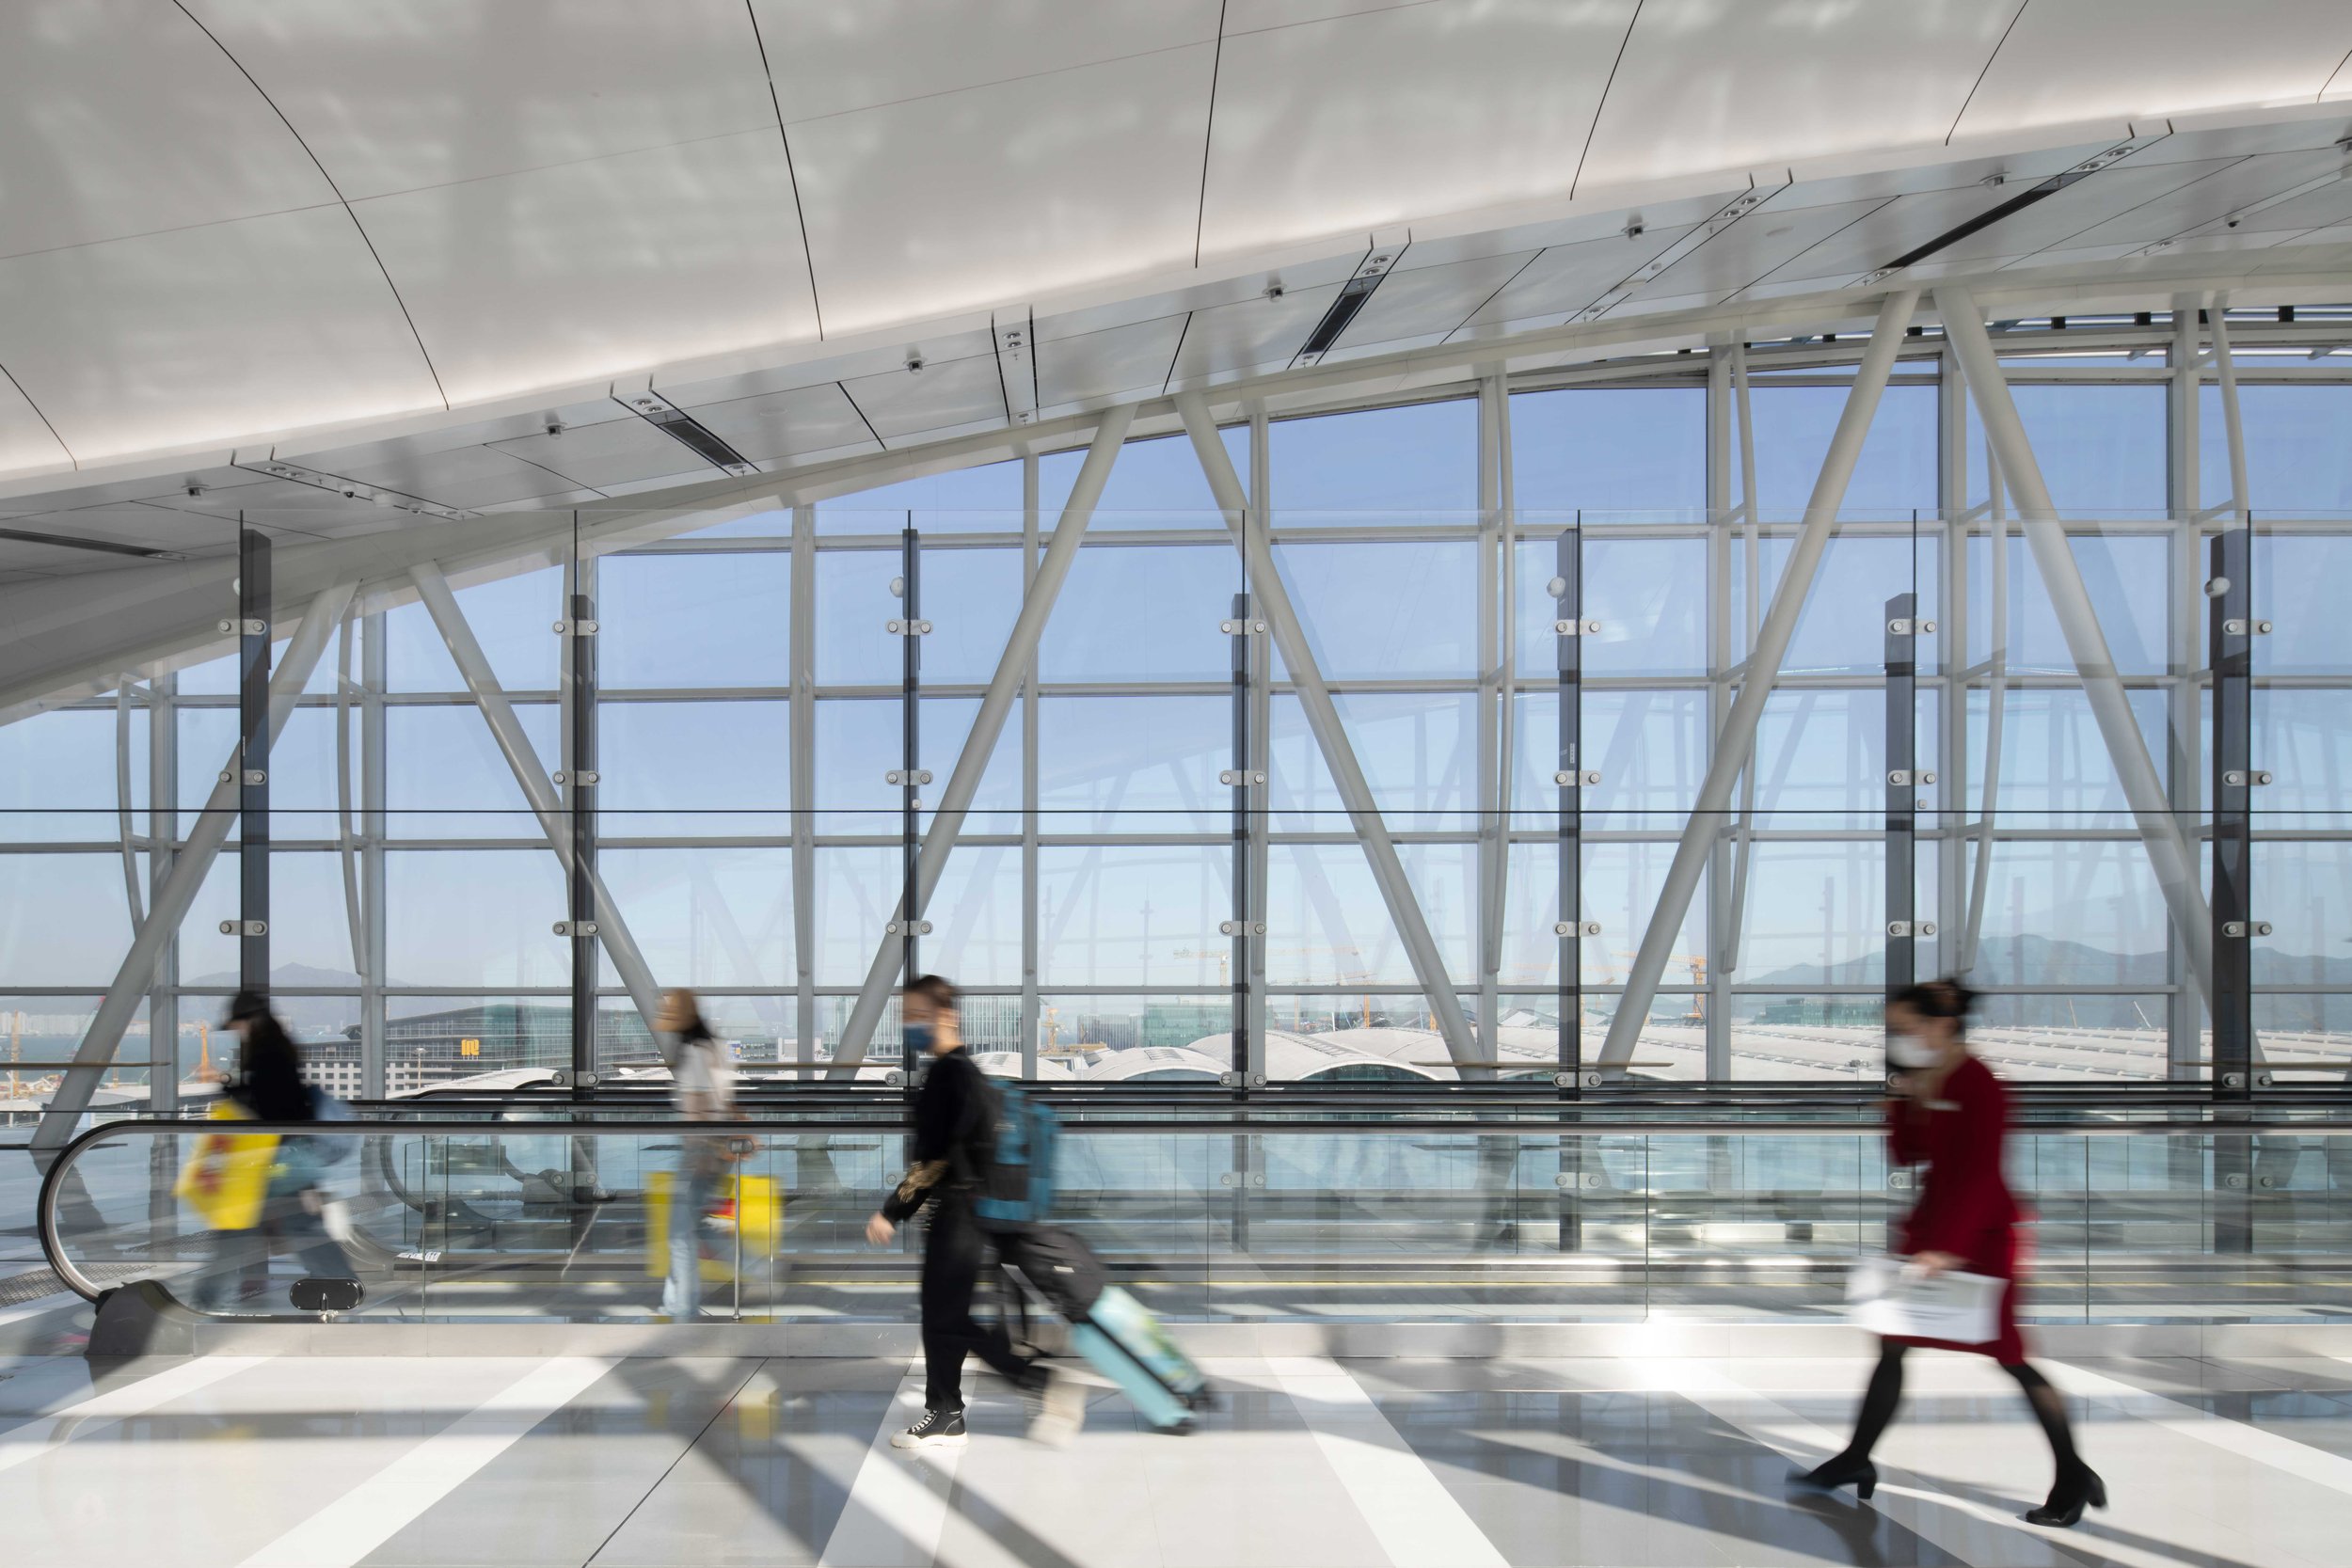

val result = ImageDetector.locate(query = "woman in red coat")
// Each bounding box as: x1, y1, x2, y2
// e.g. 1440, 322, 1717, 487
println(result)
1793, 979, 2105, 1528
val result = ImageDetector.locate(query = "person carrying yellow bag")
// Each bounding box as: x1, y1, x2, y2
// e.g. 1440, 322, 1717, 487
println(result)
174, 1100, 278, 1232
183, 992, 360, 1311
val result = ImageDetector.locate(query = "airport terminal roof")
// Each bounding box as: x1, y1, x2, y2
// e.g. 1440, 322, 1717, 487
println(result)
2, 2, 2351, 601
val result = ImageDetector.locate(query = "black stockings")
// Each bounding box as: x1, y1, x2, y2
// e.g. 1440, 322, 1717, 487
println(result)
1840, 1341, 2081, 1472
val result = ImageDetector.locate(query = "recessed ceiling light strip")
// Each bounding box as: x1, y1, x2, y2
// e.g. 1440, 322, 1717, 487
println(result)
0, 525, 189, 562
618, 390, 759, 477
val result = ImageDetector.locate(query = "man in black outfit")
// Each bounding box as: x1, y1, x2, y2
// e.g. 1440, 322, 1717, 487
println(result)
865, 974, 1083, 1449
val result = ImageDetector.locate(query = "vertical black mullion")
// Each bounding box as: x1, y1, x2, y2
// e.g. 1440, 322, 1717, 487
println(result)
901, 522, 921, 1091
238, 525, 271, 998
1557, 524, 1583, 1092
2211, 524, 2254, 1099
566, 531, 596, 1094
1557, 521, 1583, 1255
1885, 591, 1917, 997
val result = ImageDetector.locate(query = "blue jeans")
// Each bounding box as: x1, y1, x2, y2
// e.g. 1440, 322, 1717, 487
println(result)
662, 1162, 719, 1318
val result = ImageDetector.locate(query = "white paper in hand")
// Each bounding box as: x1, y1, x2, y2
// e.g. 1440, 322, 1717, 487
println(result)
1846, 1255, 2003, 1343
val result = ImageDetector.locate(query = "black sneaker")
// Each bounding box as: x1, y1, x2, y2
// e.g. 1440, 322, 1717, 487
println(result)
890, 1406, 968, 1449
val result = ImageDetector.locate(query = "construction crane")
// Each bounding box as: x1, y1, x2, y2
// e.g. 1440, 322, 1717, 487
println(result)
1169, 948, 1231, 989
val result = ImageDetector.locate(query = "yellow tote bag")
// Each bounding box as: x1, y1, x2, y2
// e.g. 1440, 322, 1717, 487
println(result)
644, 1170, 783, 1282
173, 1101, 279, 1231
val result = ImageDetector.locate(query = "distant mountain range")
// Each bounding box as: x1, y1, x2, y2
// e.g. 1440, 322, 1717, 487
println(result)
1749, 930, 2350, 990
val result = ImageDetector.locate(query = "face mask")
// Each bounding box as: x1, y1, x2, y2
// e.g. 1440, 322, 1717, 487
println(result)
903, 1022, 934, 1053
1886, 1031, 1940, 1069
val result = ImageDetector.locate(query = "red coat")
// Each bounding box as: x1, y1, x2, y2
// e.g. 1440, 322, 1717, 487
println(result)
1886, 1053, 2028, 1362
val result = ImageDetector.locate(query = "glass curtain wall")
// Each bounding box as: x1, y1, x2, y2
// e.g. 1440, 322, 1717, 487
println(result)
8, 311, 2350, 1104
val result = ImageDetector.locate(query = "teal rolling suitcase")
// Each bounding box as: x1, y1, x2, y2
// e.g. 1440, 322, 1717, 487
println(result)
1068, 1284, 1212, 1433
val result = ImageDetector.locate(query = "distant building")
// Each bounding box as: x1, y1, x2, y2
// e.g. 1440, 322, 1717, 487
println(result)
1142, 1001, 1229, 1049
290, 1005, 660, 1098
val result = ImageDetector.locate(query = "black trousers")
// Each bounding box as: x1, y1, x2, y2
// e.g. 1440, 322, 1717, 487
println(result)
919, 1196, 1039, 1412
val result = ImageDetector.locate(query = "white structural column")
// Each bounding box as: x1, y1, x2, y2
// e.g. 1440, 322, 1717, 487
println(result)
1177, 390, 1479, 1067
409, 563, 665, 1038
1937, 287, 2216, 1009
1600, 291, 1917, 1068
35, 583, 358, 1158
831, 404, 1137, 1068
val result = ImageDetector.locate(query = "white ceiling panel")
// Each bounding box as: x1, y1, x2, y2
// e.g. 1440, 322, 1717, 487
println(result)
1454, 227, 1699, 335
1627, 198, 1890, 312
790, 47, 1216, 336
660, 327, 997, 410
1, 465, 271, 516
1576, 0, 2019, 193
2182, 173, 2352, 241
0, 205, 441, 465
1930, 158, 2246, 266
689, 383, 878, 465
1955, 1, 2352, 140
1332, 251, 1538, 352
840, 355, 1006, 441
4, 501, 229, 549
168, 477, 405, 532
1199, 1, 1639, 257
0, 0, 334, 262
479, 491, 605, 514
490, 415, 715, 492
1168, 286, 1343, 385
320, 445, 582, 510
2051, 149, 2349, 252
1223, 1, 1422, 28
186, 0, 780, 200
1755, 184, 2042, 291
291, 398, 632, 475
1036, 315, 1188, 407
355, 132, 819, 407
755, 0, 1221, 123
0, 370, 71, 482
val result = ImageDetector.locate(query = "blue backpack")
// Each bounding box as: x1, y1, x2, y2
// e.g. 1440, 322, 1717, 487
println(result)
973, 1081, 1059, 1227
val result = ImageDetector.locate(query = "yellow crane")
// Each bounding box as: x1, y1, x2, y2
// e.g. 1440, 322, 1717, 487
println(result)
1613, 951, 1708, 1026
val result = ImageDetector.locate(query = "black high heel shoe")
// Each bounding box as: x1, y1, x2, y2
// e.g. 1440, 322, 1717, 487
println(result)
2023, 1464, 2106, 1528
1788, 1454, 1878, 1500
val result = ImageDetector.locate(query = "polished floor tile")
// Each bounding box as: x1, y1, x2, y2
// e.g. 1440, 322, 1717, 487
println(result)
0, 1350, 2345, 1566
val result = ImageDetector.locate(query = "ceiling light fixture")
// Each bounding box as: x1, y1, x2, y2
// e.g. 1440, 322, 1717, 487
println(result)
0, 526, 189, 562
1292, 245, 1406, 367
617, 390, 758, 477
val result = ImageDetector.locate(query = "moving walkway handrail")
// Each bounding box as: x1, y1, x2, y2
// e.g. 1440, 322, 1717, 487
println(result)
44, 1112, 2352, 1304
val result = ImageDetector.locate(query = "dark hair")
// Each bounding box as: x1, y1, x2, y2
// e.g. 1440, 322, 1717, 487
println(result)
906, 974, 958, 1010
226, 1003, 313, 1121
1889, 977, 1979, 1024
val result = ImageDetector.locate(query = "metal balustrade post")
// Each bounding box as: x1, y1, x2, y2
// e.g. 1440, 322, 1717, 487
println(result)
563, 544, 599, 1085
237, 527, 271, 996
790, 504, 817, 1069
900, 521, 921, 1087
1229, 591, 1254, 1093
2211, 525, 2255, 1101
1557, 525, 1585, 1091
1885, 593, 1919, 996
